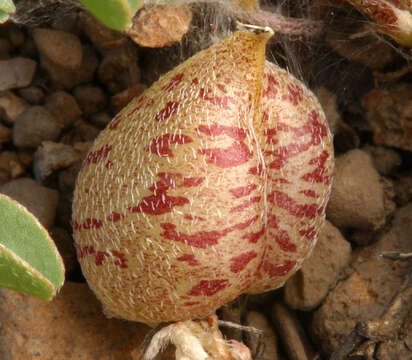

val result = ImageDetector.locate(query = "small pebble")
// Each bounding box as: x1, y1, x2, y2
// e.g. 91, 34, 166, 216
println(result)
58, 161, 82, 193
0, 57, 37, 91
284, 221, 351, 310
33, 141, 79, 182
13, 106, 62, 148
0, 38, 11, 58
0, 124, 11, 145
73, 119, 101, 142
128, 5, 193, 48
33, 28, 82, 69
79, 11, 126, 50
98, 44, 140, 94
326, 149, 387, 231
245, 311, 279, 360
0, 151, 24, 178
18, 86, 45, 105
0, 91, 28, 123
271, 301, 316, 360
111, 83, 147, 113
41, 44, 98, 90
0, 177, 59, 228
89, 112, 112, 128
45, 91, 82, 129
73, 85, 108, 116
363, 145, 401, 176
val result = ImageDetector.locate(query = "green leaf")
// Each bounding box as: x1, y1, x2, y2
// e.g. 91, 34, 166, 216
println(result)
0, 194, 65, 300
0, 0, 15, 14
0, 9, 10, 23
77, 0, 144, 31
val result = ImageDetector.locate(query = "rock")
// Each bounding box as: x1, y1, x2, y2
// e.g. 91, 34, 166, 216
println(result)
0, 91, 29, 123
45, 91, 82, 129
0, 57, 37, 91
111, 83, 147, 113
73, 84, 108, 116
0, 177, 58, 228
362, 83, 412, 152
128, 5, 193, 48
0, 282, 149, 360
33, 28, 82, 69
219, 301, 243, 342
326, 149, 387, 231
13, 106, 62, 148
271, 301, 316, 360
245, 311, 279, 360
394, 173, 412, 206
18, 86, 45, 105
49, 227, 78, 276
73, 119, 101, 142
0, 124, 11, 145
58, 161, 82, 193
375, 327, 412, 360
89, 112, 112, 128
284, 221, 351, 311
0, 151, 24, 179
41, 44, 98, 90
98, 43, 140, 94
363, 146, 402, 176
17, 151, 33, 168
311, 204, 412, 356
33, 141, 79, 182
79, 11, 127, 50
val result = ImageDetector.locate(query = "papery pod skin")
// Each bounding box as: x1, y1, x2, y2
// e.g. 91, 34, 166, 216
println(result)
72, 29, 333, 326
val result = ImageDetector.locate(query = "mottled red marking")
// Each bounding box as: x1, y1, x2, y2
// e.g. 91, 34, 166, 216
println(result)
268, 215, 297, 252
155, 101, 179, 122
299, 227, 317, 241
197, 123, 253, 168
217, 84, 226, 92
248, 164, 264, 176
162, 73, 184, 92
263, 74, 278, 99
266, 111, 329, 170
361, 0, 398, 26
230, 251, 258, 273
95, 251, 109, 265
160, 216, 258, 249
107, 212, 125, 222
109, 114, 122, 130
268, 191, 323, 219
84, 144, 113, 167
229, 184, 258, 198
75, 244, 95, 258
300, 189, 318, 198
82, 218, 103, 230
105, 160, 113, 169
184, 214, 205, 221
285, 84, 303, 105
199, 88, 237, 110
146, 98, 154, 108
177, 254, 200, 266
192, 78, 199, 85
230, 196, 261, 213
188, 279, 230, 296
302, 150, 331, 185
184, 301, 201, 306
145, 133, 193, 157
265, 128, 278, 144
112, 250, 128, 268
242, 226, 265, 243
128, 173, 204, 215
263, 260, 296, 277
126, 96, 146, 118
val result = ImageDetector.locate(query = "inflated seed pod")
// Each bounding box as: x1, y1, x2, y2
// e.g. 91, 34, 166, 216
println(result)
72, 27, 333, 327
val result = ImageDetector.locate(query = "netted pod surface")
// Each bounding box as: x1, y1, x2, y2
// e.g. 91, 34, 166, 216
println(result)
72, 29, 333, 326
